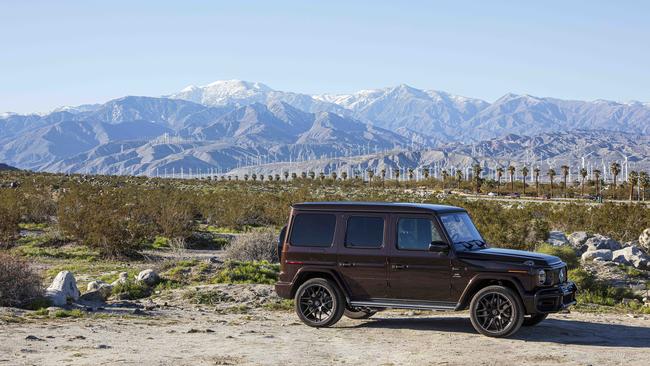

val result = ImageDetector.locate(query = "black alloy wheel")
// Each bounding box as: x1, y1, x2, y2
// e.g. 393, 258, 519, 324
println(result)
294, 278, 345, 327
469, 285, 524, 337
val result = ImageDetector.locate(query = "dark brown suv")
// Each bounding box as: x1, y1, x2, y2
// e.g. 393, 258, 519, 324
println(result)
275, 202, 577, 337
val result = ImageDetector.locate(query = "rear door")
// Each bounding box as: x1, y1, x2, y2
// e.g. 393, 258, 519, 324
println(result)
337, 213, 389, 300
388, 214, 452, 302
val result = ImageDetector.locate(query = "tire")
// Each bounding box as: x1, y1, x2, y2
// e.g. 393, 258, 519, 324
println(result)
344, 307, 377, 320
469, 285, 525, 337
294, 278, 345, 327
522, 313, 548, 326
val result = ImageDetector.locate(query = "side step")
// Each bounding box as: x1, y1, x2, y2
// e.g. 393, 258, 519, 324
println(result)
349, 300, 458, 311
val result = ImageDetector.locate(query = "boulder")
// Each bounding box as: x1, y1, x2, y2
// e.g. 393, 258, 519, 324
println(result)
567, 232, 592, 253
86, 281, 113, 299
585, 234, 621, 252
136, 269, 160, 286
639, 228, 650, 252
581, 249, 613, 262
612, 246, 650, 269
45, 271, 80, 306
111, 272, 129, 287
79, 290, 107, 303
547, 231, 569, 246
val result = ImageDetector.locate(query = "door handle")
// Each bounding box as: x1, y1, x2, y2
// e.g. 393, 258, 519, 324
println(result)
339, 262, 353, 268
392, 264, 408, 270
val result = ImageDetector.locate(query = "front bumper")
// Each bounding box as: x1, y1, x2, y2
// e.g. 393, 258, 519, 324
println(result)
522, 281, 577, 314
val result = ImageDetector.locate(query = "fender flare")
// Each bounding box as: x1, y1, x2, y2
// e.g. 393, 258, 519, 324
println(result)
456, 273, 527, 310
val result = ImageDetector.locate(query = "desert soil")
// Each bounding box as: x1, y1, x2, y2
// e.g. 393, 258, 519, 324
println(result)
1, 288, 649, 366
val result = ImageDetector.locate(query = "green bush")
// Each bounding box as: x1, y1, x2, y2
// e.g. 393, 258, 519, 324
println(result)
536, 243, 579, 269
224, 228, 278, 262
212, 261, 279, 284
111, 279, 150, 300
0, 190, 21, 248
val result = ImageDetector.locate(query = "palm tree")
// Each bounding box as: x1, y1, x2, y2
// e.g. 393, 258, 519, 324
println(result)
472, 164, 482, 194
579, 168, 588, 196
423, 167, 430, 180
380, 169, 386, 182
455, 170, 463, 189
610, 162, 621, 198
561, 165, 570, 198
319, 172, 325, 182
291, 172, 298, 180
533, 167, 541, 196
341, 171, 348, 181
259, 174, 265, 182
508, 165, 516, 192
308, 171, 315, 180
283, 171, 289, 181
593, 169, 601, 197
547, 169, 556, 198
301, 172, 307, 179
331, 171, 338, 180
394, 169, 400, 182
496, 167, 504, 195
367, 169, 375, 183
275, 174, 281, 181
441, 169, 449, 191
639, 172, 650, 201
244, 174, 249, 181
251, 173, 257, 182
408, 168, 414, 181
521, 166, 529, 196
628, 171, 639, 201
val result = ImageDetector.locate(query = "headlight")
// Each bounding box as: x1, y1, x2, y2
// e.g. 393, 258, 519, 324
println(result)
537, 269, 547, 285
558, 267, 566, 283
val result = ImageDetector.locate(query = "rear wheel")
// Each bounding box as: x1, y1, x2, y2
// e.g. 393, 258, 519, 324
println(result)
294, 278, 345, 327
469, 285, 524, 337
522, 313, 548, 326
344, 307, 377, 320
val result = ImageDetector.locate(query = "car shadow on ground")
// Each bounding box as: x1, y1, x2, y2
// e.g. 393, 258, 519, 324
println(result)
347, 316, 650, 348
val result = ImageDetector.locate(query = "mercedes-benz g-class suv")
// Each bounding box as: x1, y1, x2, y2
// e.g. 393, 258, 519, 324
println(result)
275, 202, 576, 337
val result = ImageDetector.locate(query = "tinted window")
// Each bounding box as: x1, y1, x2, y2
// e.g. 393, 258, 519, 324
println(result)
397, 218, 444, 250
345, 216, 384, 248
440, 212, 483, 244
290, 214, 336, 247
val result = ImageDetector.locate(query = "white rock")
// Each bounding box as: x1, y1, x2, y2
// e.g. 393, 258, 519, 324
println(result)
86, 281, 113, 299
111, 272, 130, 286
612, 246, 649, 269
547, 231, 569, 246
45, 271, 80, 306
639, 228, 650, 252
581, 249, 613, 262
567, 231, 592, 253
136, 269, 160, 286
585, 235, 621, 251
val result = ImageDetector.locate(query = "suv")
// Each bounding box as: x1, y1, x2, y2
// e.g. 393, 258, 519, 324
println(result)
275, 202, 577, 337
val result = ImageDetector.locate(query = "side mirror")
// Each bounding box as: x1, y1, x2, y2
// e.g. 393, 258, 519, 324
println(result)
429, 241, 449, 252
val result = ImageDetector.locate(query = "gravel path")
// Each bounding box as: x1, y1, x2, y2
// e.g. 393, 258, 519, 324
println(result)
1, 308, 649, 366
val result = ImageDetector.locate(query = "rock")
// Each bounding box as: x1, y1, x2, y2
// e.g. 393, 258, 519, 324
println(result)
547, 231, 569, 246
567, 232, 592, 253
45, 271, 80, 306
612, 246, 650, 269
136, 269, 160, 286
79, 290, 107, 303
639, 228, 650, 252
585, 234, 621, 251
581, 249, 613, 262
86, 281, 113, 299
111, 272, 129, 286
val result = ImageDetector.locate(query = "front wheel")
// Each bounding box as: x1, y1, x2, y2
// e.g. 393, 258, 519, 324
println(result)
294, 278, 345, 327
469, 285, 524, 337
522, 313, 548, 326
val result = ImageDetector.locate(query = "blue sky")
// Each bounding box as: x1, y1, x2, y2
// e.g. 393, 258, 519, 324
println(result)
1, 0, 649, 113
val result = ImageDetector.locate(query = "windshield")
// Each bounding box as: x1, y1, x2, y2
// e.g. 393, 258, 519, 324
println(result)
440, 212, 485, 250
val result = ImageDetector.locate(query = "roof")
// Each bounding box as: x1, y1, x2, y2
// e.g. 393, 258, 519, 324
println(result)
292, 201, 466, 214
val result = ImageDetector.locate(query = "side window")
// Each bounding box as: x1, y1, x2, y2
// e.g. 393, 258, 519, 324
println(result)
345, 216, 384, 248
289, 213, 336, 247
397, 218, 444, 250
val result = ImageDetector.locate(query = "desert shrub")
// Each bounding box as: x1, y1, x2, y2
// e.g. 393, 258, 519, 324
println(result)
144, 189, 196, 240
569, 267, 638, 306
224, 228, 278, 262
0, 253, 43, 307
111, 279, 150, 300
535, 243, 579, 269
213, 260, 279, 284
0, 190, 21, 248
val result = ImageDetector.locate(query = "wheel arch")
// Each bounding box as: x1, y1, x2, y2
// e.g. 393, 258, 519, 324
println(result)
290, 268, 350, 302
456, 274, 526, 310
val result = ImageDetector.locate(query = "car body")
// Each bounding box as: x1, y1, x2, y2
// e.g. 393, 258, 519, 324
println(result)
275, 201, 576, 337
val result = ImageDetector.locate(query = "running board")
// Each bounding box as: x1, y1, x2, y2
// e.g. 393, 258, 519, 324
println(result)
349, 300, 457, 311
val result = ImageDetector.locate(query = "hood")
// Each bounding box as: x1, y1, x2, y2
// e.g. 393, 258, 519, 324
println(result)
456, 247, 562, 266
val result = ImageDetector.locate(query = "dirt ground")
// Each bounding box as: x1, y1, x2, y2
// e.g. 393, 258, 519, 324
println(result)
2, 302, 649, 366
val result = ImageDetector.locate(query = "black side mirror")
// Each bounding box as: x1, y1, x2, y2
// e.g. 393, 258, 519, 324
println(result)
429, 241, 449, 252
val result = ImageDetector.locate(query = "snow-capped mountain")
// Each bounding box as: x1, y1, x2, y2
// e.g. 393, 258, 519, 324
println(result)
1, 79, 649, 175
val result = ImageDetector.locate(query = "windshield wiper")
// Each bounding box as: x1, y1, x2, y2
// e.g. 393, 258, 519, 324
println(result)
455, 240, 486, 250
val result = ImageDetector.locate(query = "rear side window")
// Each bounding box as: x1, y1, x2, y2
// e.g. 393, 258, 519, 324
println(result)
345, 216, 384, 248
289, 213, 336, 247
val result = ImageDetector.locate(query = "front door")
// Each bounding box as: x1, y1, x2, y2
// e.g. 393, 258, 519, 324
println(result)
388, 214, 452, 302
337, 213, 389, 300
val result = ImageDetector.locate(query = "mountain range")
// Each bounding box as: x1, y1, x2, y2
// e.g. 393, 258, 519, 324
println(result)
1, 80, 649, 175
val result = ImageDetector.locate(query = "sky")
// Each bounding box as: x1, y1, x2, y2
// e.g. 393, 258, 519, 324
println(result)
1, 0, 649, 113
